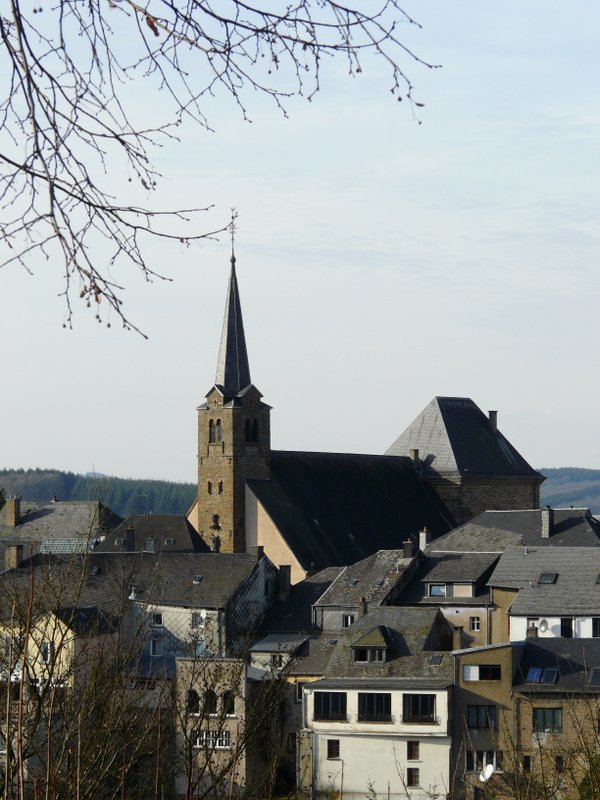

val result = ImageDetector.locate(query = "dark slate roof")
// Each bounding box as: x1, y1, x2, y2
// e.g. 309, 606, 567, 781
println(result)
260, 567, 343, 634
0, 551, 263, 622
314, 550, 415, 608
429, 508, 600, 553
488, 545, 600, 616
214, 255, 251, 396
250, 633, 309, 654
396, 552, 499, 606
248, 451, 454, 572
385, 396, 543, 479
293, 606, 454, 681
95, 515, 209, 554
514, 639, 600, 693
0, 501, 122, 565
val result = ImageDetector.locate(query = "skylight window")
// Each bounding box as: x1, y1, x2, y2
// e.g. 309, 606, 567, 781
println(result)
538, 573, 558, 585
540, 668, 558, 684
525, 667, 558, 684
526, 667, 542, 682
429, 654, 443, 666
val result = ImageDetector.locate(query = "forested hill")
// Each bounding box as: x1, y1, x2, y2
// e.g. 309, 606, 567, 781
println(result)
0, 469, 196, 519
1, 466, 599, 520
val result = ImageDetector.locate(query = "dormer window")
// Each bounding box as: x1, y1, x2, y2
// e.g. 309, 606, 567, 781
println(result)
429, 584, 447, 597
353, 648, 385, 664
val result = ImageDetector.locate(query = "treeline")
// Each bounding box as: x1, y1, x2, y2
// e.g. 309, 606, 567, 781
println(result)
0, 468, 196, 518
540, 467, 600, 513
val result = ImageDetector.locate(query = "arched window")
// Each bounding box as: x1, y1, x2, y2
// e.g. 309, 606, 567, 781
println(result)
208, 419, 215, 443
222, 690, 235, 716
186, 689, 200, 715
207, 481, 212, 495
245, 419, 251, 442
218, 481, 223, 495
215, 419, 222, 442
251, 419, 258, 442
205, 689, 218, 715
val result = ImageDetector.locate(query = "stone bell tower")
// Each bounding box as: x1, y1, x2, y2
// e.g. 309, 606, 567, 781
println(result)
196, 253, 271, 553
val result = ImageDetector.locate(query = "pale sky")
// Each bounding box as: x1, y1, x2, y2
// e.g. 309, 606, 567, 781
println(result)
2, 2, 599, 483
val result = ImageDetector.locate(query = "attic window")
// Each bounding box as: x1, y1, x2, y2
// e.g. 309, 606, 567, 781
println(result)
193, 575, 202, 584
526, 667, 558, 684
164, 537, 176, 546
590, 669, 600, 686
429, 654, 443, 666
353, 648, 385, 664
115, 538, 124, 545
429, 584, 447, 597
538, 573, 557, 585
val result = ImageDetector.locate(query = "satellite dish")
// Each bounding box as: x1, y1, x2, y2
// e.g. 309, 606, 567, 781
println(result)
479, 764, 494, 783
539, 618, 549, 633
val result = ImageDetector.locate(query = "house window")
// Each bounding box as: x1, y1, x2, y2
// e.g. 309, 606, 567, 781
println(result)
218, 481, 223, 494
429, 584, 446, 597
40, 641, 53, 664
327, 739, 340, 759
467, 705, 497, 730
186, 689, 200, 715
205, 690, 218, 715
207, 481, 212, 494
150, 638, 163, 657
295, 683, 305, 703
314, 691, 347, 721
470, 617, 481, 632
533, 707, 562, 733
151, 613, 163, 627
593, 618, 600, 637
342, 614, 355, 628
251, 419, 258, 442
271, 653, 283, 669
466, 751, 502, 772
560, 617, 573, 638
222, 690, 235, 716
555, 755, 564, 773
164, 537, 175, 546
463, 664, 501, 681
526, 667, 558, 684
402, 694, 435, 723
193, 730, 231, 750
191, 612, 204, 629
523, 755, 531, 773
245, 419, 251, 442
209, 420, 215, 443
407, 741, 420, 761
211, 514, 220, 530
406, 768, 420, 787
358, 692, 392, 722
215, 419, 222, 442
353, 647, 385, 663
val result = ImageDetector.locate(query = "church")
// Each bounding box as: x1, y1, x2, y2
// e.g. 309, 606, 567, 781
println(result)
188, 255, 543, 583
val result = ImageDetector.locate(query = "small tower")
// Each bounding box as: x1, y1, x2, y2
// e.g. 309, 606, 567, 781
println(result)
197, 252, 271, 553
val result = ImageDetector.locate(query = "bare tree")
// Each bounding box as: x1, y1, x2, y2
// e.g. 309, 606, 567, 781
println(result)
0, 1, 436, 333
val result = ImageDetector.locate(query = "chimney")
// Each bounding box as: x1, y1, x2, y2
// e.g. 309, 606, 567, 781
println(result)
409, 448, 420, 462
5, 497, 21, 527
125, 526, 135, 552
50, 495, 58, 503
278, 565, 291, 600
419, 527, 430, 553
403, 539, 414, 559
526, 623, 538, 639
358, 597, 368, 618
488, 410, 498, 433
541, 506, 554, 539
5, 544, 24, 570
452, 625, 464, 651
251, 545, 264, 561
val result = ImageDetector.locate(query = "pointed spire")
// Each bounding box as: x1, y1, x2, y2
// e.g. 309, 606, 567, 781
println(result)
215, 219, 251, 395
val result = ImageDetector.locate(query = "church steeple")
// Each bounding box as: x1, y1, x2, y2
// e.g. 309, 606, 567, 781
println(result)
215, 240, 251, 395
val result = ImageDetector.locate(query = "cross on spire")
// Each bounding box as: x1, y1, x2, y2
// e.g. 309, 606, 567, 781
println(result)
229, 208, 237, 263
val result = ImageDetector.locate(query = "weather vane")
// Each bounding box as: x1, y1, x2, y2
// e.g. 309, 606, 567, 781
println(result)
229, 208, 238, 261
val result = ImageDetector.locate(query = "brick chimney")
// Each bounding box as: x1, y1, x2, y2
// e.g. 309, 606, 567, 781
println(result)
452, 625, 464, 651
278, 565, 291, 600
125, 526, 135, 552
488, 410, 498, 432
403, 539, 414, 559
5, 497, 21, 527
358, 597, 368, 618
5, 544, 24, 570
541, 506, 554, 539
